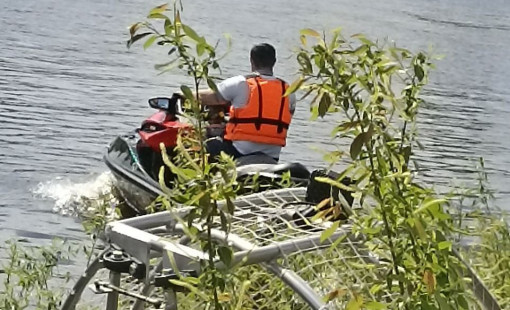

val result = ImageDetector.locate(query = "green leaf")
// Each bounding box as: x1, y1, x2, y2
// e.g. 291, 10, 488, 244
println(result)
414, 64, 425, 82
143, 35, 157, 50
365, 301, 387, 309
169, 279, 209, 300
413, 198, 447, 215
431, 205, 450, 220
369, 284, 383, 295
322, 151, 344, 163
381, 65, 399, 75
185, 276, 200, 285
206, 78, 218, 93
421, 301, 435, 310
435, 292, 451, 310
218, 246, 233, 267
313, 53, 325, 68
225, 197, 235, 214
318, 92, 331, 117
300, 34, 307, 46
320, 221, 339, 243
438, 241, 452, 250
127, 32, 151, 48
336, 121, 360, 131
457, 295, 469, 309
224, 33, 232, 50
342, 98, 350, 110
346, 294, 363, 310
154, 58, 178, 71
413, 217, 428, 242
164, 18, 173, 35
174, 9, 181, 24
362, 226, 382, 235
196, 43, 205, 56
129, 22, 141, 36
297, 52, 313, 74
180, 85, 193, 99
350, 132, 370, 160
353, 45, 368, 56
149, 3, 168, 16
300, 28, 320, 37
182, 24, 202, 42
219, 211, 228, 232
315, 176, 354, 192
283, 76, 304, 97
351, 33, 375, 46
147, 13, 168, 19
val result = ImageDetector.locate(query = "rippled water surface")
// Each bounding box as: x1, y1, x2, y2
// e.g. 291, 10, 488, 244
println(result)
1, 0, 510, 246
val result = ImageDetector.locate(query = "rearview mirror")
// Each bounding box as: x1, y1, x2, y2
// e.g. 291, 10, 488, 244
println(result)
148, 96, 180, 115
148, 97, 171, 110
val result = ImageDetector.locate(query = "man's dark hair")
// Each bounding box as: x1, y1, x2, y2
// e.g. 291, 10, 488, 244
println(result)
250, 43, 276, 68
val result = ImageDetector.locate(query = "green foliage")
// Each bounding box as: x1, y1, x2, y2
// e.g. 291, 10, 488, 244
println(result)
0, 240, 74, 310
81, 192, 120, 237
291, 28, 479, 308
471, 216, 510, 308
452, 158, 510, 308
236, 170, 298, 195
0, 187, 119, 309
469, 214, 510, 308
80, 191, 121, 266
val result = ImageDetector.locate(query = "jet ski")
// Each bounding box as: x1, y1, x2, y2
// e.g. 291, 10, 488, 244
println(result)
104, 94, 311, 216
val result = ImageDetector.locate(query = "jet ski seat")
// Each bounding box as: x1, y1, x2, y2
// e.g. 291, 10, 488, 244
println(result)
236, 154, 310, 180
235, 154, 278, 166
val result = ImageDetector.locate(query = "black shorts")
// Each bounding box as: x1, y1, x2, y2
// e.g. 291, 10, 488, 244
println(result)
205, 138, 243, 160
205, 138, 278, 162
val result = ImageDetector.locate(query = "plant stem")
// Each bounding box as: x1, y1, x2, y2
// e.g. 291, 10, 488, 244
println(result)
356, 109, 404, 295
206, 213, 220, 308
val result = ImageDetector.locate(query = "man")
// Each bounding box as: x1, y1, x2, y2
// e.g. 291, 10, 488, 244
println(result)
198, 43, 296, 162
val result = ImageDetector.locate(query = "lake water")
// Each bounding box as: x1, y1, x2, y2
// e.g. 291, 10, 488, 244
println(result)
1, 0, 510, 250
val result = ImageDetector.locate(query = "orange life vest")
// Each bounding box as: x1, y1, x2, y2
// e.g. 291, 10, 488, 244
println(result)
224, 75, 292, 146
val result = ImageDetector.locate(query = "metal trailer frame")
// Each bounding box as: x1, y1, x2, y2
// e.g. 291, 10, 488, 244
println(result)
61, 187, 502, 310
63, 188, 350, 310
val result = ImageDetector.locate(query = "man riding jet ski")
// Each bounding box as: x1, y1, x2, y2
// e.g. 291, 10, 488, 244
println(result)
195, 43, 296, 163
104, 43, 310, 216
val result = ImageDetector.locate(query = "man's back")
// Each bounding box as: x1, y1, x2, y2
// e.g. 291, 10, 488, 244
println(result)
217, 72, 296, 159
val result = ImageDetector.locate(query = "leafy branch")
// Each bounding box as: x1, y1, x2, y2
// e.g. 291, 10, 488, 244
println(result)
290, 28, 476, 309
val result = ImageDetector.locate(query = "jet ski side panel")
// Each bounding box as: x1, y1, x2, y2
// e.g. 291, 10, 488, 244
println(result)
105, 136, 312, 216
104, 136, 163, 214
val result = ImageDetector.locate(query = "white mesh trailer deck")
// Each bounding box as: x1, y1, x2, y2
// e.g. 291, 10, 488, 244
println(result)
62, 187, 501, 310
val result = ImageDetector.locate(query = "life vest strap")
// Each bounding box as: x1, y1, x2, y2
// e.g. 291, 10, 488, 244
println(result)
229, 117, 290, 129
255, 77, 263, 130
277, 79, 286, 134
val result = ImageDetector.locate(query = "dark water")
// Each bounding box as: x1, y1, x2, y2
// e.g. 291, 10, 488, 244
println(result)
1, 0, 510, 248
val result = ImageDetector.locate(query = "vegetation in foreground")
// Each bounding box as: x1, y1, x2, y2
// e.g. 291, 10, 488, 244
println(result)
0, 240, 74, 309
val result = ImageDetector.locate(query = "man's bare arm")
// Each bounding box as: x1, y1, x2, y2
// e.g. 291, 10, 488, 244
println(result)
198, 89, 229, 106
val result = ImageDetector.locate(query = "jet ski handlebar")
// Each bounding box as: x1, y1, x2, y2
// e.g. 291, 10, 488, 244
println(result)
148, 93, 229, 123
